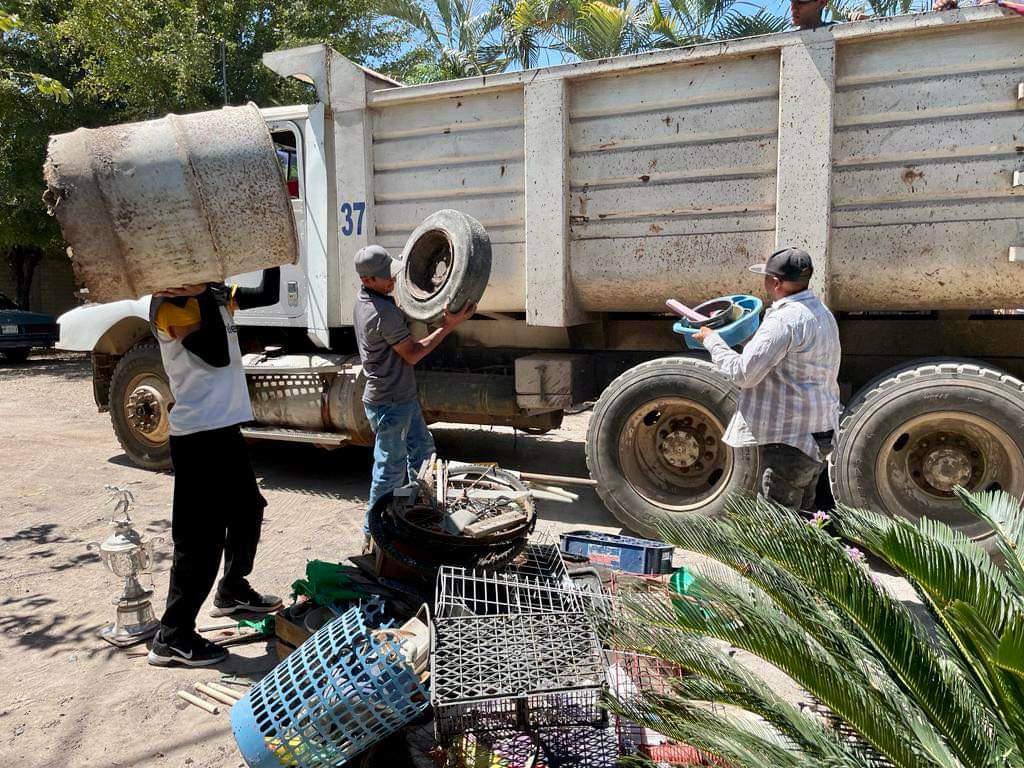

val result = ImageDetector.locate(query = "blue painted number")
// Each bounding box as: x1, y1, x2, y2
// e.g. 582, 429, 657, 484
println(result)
340, 201, 366, 236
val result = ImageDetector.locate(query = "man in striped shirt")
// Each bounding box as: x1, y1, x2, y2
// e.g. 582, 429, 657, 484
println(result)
694, 247, 841, 512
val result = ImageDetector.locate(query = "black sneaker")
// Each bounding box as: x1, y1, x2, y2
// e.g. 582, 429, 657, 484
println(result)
210, 581, 282, 617
148, 631, 229, 668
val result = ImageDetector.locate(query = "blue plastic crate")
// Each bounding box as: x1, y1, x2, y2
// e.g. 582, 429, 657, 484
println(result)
673, 294, 763, 350
231, 605, 429, 768
559, 531, 674, 574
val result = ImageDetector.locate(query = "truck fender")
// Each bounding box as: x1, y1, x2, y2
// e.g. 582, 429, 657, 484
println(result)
57, 297, 153, 355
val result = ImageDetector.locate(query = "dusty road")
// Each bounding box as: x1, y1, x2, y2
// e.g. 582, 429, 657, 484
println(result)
0, 352, 621, 768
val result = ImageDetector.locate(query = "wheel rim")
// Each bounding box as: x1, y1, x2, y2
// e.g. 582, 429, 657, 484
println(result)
405, 229, 453, 303
124, 373, 171, 447
617, 397, 733, 512
874, 411, 1024, 538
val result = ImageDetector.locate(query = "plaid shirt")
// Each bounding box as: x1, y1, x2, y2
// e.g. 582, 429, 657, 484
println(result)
704, 290, 841, 460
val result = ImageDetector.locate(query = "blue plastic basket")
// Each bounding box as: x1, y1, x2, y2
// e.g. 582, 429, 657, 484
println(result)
559, 530, 674, 575
231, 605, 429, 767
673, 294, 763, 350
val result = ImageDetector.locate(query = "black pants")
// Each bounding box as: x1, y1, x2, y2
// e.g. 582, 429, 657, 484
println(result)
160, 424, 266, 643
759, 433, 834, 512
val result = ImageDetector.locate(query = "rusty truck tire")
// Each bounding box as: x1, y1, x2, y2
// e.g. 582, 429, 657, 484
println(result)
109, 341, 173, 471
586, 357, 759, 538
830, 360, 1024, 544
395, 209, 491, 324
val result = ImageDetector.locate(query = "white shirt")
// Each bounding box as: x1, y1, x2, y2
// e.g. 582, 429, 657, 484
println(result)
155, 303, 253, 437
703, 290, 841, 460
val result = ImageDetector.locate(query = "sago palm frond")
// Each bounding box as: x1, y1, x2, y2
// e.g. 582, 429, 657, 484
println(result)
603, 492, 1024, 768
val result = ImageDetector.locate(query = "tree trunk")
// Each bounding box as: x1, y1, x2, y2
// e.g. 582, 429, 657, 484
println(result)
6, 246, 43, 310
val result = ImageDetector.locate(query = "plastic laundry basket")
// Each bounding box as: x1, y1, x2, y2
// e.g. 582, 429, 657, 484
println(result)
231, 605, 429, 768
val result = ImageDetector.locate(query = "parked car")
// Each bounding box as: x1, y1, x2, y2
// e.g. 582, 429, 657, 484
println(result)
0, 292, 59, 363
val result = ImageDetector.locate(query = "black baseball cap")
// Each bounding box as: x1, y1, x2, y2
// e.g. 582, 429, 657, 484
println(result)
749, 247, 813, 281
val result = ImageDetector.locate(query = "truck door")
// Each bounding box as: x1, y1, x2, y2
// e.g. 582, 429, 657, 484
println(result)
231, 118, 307, 321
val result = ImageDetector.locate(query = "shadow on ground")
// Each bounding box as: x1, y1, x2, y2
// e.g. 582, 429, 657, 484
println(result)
0, 351, 91, 380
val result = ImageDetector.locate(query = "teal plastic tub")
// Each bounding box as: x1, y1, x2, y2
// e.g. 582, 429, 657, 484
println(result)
673, 294, 763, 350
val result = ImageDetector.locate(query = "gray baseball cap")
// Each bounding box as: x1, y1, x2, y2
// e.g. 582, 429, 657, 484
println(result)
749, 246, 813, 281
354, 245, 396, 279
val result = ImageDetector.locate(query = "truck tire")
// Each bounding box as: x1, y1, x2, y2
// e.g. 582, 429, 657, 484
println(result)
2, 348, 30, 363
830, 360, 1024, 543
109, 340, 173, 471
395, 209, 491, 324
586, 357, 759, 538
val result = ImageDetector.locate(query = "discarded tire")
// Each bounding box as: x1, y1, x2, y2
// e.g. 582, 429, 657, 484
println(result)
395, 209, 491, 324
830, 359, 1024, 544
586, 357, 759, 538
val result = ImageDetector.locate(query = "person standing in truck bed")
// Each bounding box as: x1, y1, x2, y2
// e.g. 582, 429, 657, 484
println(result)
353, 245, 475, 551
694, 248, 841, 512
146, 267, 283, 668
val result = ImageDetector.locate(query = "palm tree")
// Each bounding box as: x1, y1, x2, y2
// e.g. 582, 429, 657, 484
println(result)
649, 0, 787, 46
605, 488, 1024, 767
377, 0, 509, 79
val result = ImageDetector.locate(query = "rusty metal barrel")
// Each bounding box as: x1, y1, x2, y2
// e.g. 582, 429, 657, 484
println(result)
44, 103, 298, 303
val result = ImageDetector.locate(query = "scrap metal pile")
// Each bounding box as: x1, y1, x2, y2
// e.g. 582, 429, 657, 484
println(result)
226, 461, 713, 768
368, 459, 577, 578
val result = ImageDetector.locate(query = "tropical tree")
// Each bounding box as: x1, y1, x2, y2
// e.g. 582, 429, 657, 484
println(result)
377, 0, 510, 80
605, 489, 1024, 767
649, 0, 787, 47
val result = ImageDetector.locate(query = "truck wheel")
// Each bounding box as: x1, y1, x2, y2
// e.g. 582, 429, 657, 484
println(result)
2, 348, 30, 363
830, 360, 1024, 543
109, 341, 173, 471
586, 357, 759, 538
395, 209, 491, 324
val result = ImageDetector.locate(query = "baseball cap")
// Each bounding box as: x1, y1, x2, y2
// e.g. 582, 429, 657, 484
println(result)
354, 245, 396, 279
749, 247, 814, 281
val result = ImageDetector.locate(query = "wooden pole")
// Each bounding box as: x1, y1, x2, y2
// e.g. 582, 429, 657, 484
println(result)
177, 690, 220, 715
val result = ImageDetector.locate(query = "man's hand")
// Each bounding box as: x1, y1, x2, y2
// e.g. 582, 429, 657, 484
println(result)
442, 301, 476, 330
155, 284, 205, 298
693, 326, 717, 346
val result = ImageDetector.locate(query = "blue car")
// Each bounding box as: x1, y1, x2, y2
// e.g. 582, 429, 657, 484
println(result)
0, 292, 59, 363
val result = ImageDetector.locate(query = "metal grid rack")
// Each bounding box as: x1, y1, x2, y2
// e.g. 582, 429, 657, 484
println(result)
606, 650, 722, 766
499, 531, 570, 582
445, 725, 620, 768
432, 566, 606, 742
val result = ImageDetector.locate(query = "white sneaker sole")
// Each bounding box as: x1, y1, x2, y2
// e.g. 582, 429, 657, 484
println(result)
147, 649, 227, 668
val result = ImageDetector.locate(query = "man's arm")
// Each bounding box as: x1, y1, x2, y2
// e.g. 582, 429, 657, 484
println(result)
392, 302, 476, 366
232, 267, 281, 311
696, 314, 791, 389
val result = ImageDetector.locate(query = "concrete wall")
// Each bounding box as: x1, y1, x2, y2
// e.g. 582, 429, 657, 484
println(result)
0, 254, 78, 317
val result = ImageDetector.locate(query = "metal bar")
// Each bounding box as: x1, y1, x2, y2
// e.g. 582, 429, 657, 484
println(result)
239, 426, 348, 445
517, 471, 599, 487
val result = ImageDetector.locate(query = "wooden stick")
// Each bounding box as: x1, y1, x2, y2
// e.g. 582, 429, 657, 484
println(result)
214, 631, 271, 648
177, 690, 219, 715
195, 682, 238, 707
197, 622, 237, 633
517, 471, 599, 487
207, 681, 245, 700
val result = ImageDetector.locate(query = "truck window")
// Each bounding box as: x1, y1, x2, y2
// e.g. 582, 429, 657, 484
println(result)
272, 130, 300, 200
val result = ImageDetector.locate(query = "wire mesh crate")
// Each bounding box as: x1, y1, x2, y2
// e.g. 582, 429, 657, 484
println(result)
432, 566, 606, 742
500, 531, 570, 582
445, 725, 620, 768
606, 650, 723, 766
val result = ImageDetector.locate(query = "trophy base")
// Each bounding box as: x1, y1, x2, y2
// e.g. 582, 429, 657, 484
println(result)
99, 619, 160, 647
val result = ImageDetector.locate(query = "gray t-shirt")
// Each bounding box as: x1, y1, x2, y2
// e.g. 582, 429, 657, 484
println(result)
354, 287, 417, 404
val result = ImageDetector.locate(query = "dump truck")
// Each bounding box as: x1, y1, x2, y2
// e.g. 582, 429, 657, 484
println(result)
57, 6, 1024, 540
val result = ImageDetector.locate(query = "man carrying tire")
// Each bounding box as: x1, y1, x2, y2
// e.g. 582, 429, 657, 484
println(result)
353, 245, 475, 550
693, 247, 841, 512
146, 268, 283, 668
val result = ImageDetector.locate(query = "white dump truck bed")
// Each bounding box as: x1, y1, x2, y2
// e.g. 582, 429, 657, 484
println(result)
313, 7, 1024, 325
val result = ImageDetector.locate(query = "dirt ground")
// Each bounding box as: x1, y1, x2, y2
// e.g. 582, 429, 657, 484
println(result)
1, 352, 917, 768
0, 351, 624, 768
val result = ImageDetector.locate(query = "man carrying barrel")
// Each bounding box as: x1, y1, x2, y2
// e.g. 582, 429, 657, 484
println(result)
353, 245, 475, 551
694, 247, 841, 512
146, 268, 283, 668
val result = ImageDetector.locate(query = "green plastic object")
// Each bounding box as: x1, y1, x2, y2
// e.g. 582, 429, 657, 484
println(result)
670, 567, 697, 595
238, 616, 275, 634
291, 560, 365, 606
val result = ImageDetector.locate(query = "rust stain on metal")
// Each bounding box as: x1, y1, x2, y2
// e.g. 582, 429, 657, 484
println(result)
639, 175, 650, 183
901, 167, 925, 185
